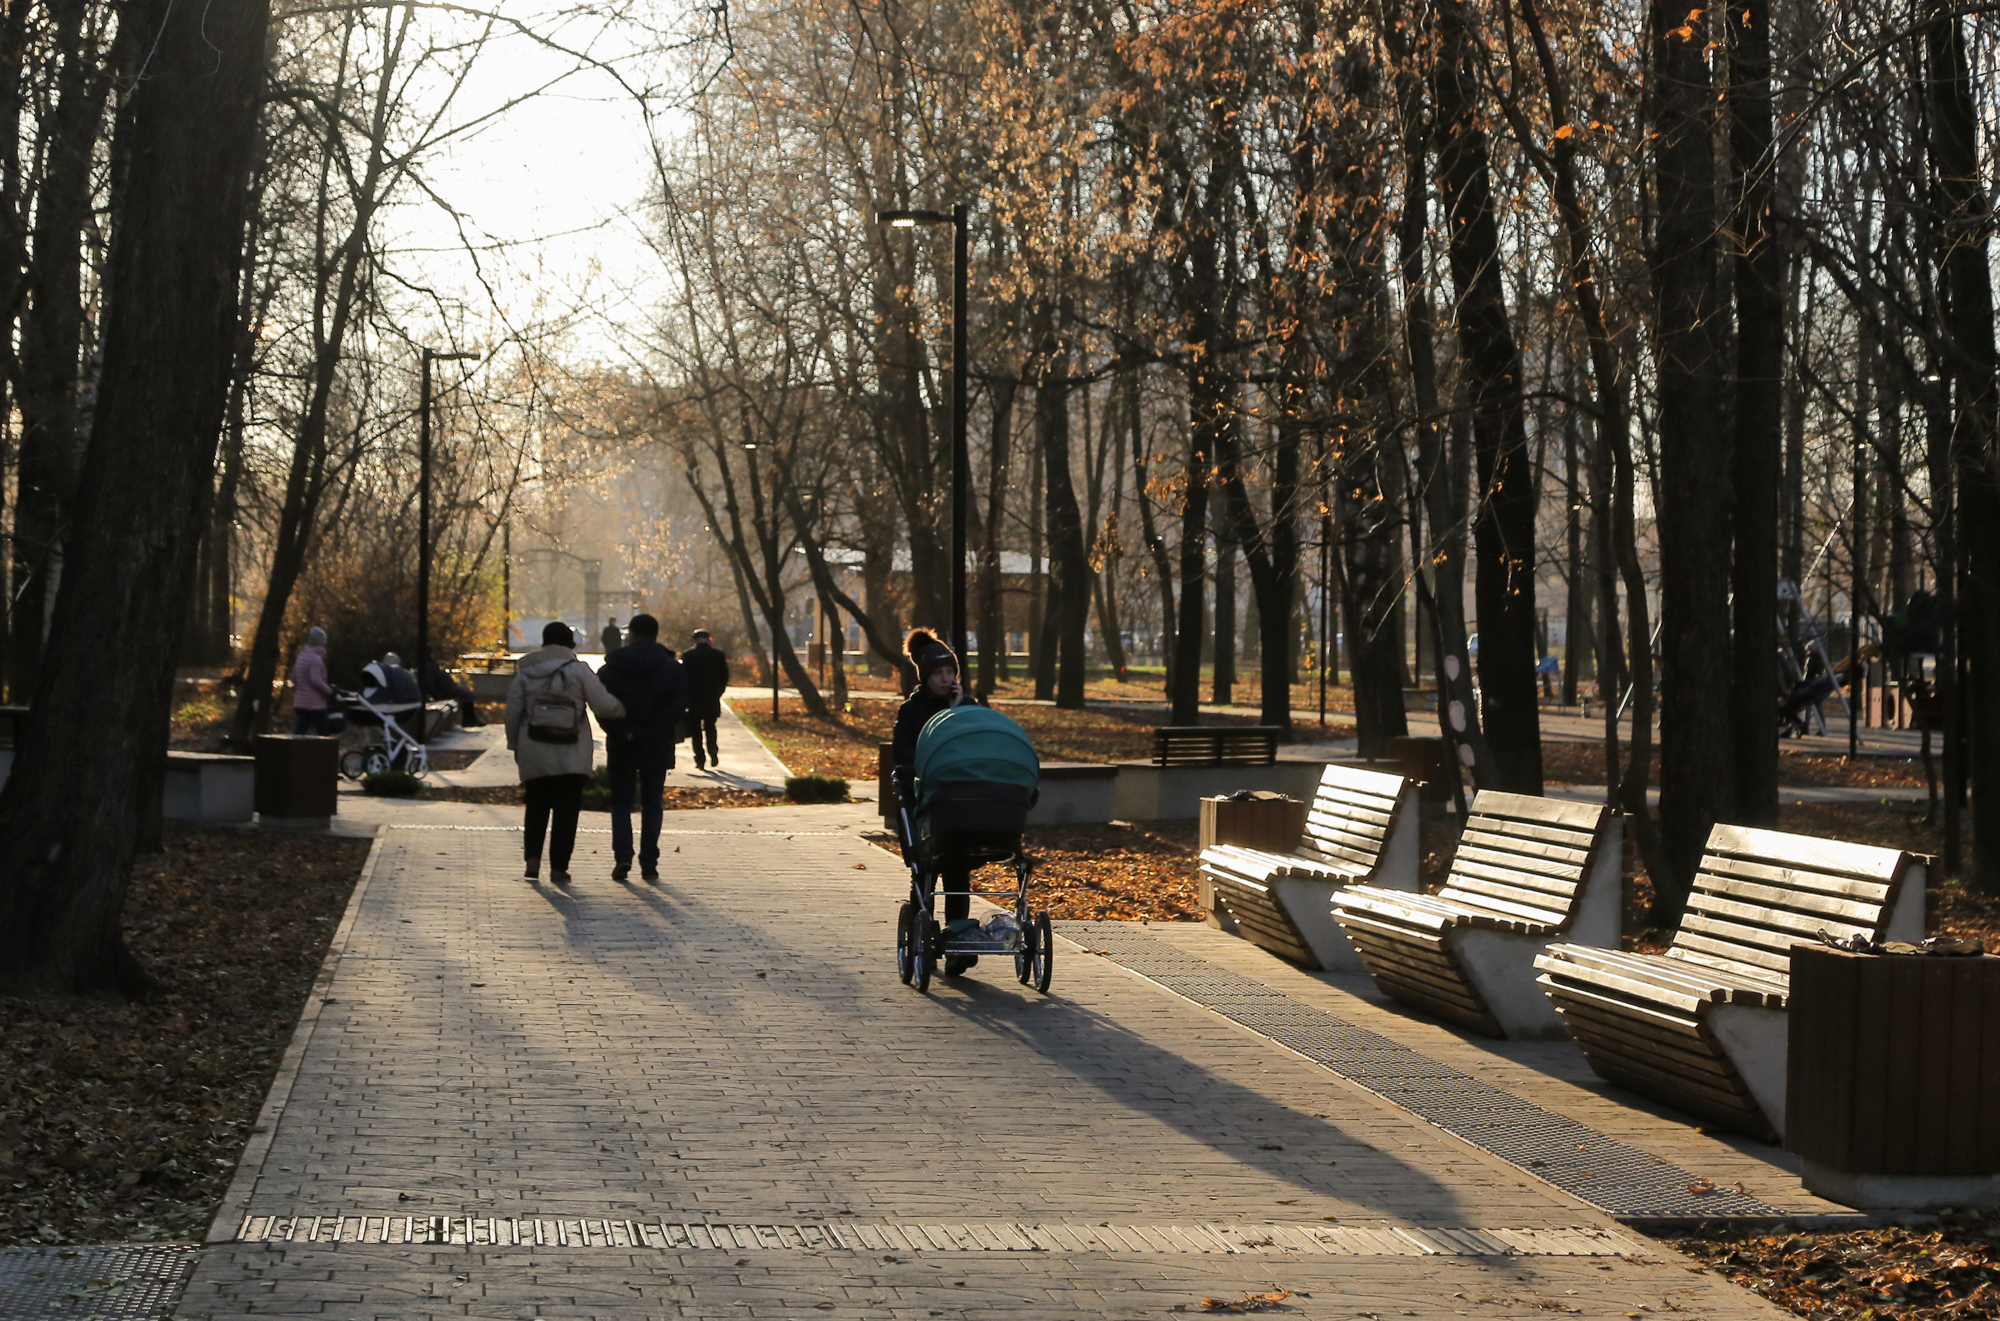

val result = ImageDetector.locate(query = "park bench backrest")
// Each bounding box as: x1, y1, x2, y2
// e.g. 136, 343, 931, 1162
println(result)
1152, 725, 1281, 767
1667, 823, 1924, 988
1297, 763, 1410, 875
1435, 791, 1612, 928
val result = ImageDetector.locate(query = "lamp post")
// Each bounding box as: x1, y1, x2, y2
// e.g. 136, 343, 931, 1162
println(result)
419, 347, 479, 723
875, 205, 969, 663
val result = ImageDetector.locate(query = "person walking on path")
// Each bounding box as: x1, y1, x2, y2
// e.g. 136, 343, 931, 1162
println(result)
506, 621, 625, 885
597, 614, 686, 881
290, 627, 336, 735
600, 619, 622, 654
890, 628, 977, 971
681, 628, 730, 770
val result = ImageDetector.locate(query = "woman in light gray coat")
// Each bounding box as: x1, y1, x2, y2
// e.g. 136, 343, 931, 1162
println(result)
506, 621, 625, 884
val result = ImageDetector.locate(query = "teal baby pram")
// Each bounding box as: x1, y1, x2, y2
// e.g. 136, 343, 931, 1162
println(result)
891, 705, 1053, 994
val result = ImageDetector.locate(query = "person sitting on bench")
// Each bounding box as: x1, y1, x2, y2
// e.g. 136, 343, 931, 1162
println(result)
423, 656, 486, 727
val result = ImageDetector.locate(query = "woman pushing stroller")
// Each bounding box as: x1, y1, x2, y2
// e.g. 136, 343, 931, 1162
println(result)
892, 630, 978, 969
889, 629, 1050, 991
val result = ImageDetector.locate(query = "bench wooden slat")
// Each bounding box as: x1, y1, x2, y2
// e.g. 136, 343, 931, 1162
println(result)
1687, 890, 1884, 941
1455, 826, 1595, 868
1698, 855, 1894, 905
1446, 857, 1581, 901
1471, 791, 1610, 831
1707, 823, 1908, 880
1694, 874, 1888, 924
1449, 844, 1587, 890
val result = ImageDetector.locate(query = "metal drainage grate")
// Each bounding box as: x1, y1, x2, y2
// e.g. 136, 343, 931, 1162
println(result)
0, 1244, 200, 1320
231, 1214, 1641, 1257
1060, 921, 1778, 1221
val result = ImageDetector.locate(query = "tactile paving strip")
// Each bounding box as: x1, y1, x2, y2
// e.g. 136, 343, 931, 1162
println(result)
230, 1214, 1643, 1257
1060, 921, 1778, 1220
0, 1243, 200, 1319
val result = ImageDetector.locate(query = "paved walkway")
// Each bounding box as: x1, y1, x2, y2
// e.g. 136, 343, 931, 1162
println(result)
176, 803, 1805, 1320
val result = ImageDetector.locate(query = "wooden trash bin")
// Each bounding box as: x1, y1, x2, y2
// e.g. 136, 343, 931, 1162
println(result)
254, 735, 339, 826
1386, 734, 1456, 805
1787, 944, 2000, 1209
1198, 792, 1308, 854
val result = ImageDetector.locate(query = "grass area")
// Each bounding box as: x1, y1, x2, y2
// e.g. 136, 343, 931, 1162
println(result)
0, 826, 371, 1245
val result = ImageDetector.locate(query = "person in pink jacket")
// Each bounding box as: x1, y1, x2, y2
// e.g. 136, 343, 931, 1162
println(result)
291, 627, 336, 734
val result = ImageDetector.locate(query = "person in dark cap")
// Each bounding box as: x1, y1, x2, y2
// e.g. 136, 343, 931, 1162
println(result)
891, 628, 977, 972
681, 628, 730, 770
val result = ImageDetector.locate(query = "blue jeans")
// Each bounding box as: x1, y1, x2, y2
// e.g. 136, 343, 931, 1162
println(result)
608, 758, 668, 868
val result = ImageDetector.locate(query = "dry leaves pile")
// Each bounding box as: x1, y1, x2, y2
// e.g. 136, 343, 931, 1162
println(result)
1197, 1287, 1291, 1313
1019, 822, 1202, 921
1668, 1212, 2000, 1319
0, 826, 369, 1246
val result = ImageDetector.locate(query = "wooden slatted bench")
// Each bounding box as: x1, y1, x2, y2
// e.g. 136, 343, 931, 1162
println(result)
1199, 764, 1419, 972
1152, 725, 1282, 767
1534, 824, 1926, 1142
1330, 792, 1621, 1039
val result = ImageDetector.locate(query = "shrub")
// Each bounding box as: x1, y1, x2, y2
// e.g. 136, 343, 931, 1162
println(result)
361, 770, 422, 797
580, 765, 613, 811
785, 774, 849, 803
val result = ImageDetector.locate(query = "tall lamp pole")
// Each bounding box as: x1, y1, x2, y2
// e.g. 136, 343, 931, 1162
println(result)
418, 347, 479, 725
876, 205, 970, 663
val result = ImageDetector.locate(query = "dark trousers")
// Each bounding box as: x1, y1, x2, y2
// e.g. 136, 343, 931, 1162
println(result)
293, 708, 333, 736
608, 757, 668, 868
940, 863, 972, 923
689, 714, 720, 765
523, 773, 587, 869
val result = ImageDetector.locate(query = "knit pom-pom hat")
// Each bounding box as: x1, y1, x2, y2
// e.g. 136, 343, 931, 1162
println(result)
904, 628, 957, 679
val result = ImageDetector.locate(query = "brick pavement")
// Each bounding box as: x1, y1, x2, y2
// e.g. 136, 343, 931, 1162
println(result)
177, 810, 1791, 1319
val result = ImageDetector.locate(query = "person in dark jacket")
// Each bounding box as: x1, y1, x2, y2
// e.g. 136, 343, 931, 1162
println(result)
363, 652, 423, 707
597, 614, 687, 881
891, 628, 978, 972
422, 657, 486, 727
681, 629, 731, 770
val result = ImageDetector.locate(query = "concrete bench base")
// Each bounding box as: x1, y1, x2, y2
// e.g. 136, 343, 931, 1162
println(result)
1803, 1161, 2000, 1211
1115, 760, 1331, 821
164, 752, 257, 823
1027, 763, 1118, 825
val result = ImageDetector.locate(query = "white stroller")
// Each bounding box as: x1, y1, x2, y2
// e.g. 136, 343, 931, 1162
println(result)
334, 683, 429, 780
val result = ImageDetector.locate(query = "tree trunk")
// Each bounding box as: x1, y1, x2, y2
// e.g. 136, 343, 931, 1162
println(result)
1434, 0, 1540, 793
1036, 333, 1090, 709
1563, 396, 1589, 706
1341, 448, 1410, 759
1927, 3, 2000, 890
1131, 368, 1177, 693
1172, 344, 1221, 725
1650, 0, 1734, 888
1213, 532, 1236, 705
976, 376, 1016, 698
8, 0, 108, 701
0, 0, 270, 995
1728, 0, 1781, 824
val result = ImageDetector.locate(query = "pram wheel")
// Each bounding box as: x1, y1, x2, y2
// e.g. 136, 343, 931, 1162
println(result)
364, 748, 391, 777
1028, 911, 1053, 993
896, 903, 915, 985
912, 918, 937, 993
339, 749, 369, 781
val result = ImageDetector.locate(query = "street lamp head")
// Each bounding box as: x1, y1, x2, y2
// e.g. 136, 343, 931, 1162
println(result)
428, 349, 480, 363
875, 208, 953, 228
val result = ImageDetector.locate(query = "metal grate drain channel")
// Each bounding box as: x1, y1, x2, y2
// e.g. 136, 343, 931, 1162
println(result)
1059, 921, 1778, 1221
0, 1243, 200, 1319
230, 1214, 1641, 1257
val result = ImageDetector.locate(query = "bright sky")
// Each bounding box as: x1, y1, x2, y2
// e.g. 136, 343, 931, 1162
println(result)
387, 3, 690, 363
